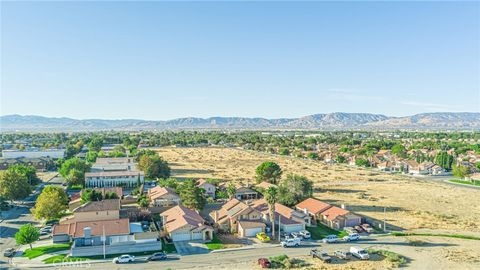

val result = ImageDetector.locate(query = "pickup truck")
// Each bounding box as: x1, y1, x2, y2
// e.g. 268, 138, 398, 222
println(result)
281, 237, 301, 247
310, 249, 332, 263
334, 250, 352, 260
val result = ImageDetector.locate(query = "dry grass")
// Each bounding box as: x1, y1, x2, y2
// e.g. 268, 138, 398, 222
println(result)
155, 147, 480, 233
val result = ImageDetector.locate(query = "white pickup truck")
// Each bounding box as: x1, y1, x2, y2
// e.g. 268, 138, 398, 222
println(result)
281, 237, 301, 247
350, 246, 370, 260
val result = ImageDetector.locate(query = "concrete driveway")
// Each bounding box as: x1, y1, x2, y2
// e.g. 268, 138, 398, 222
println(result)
173, 241, 210, 255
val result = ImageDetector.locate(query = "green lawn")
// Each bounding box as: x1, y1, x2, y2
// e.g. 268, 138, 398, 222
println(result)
205, 234, 224, 250
161, 238, 177, 253
23, 244, 71, 259
306, 223, 348, 240
449, 179, 480, 187
42, 254, 89, 264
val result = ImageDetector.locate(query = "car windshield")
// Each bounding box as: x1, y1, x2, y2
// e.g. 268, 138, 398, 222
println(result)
358, 250, 367, 254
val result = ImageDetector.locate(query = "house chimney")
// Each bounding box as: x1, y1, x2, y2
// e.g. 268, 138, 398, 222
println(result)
341, 204, 346, 210
84, 227, 92, 238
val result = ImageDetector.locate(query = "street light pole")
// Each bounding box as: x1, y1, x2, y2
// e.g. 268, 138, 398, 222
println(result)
102, 225, 106, 259
383, 207, 387, 232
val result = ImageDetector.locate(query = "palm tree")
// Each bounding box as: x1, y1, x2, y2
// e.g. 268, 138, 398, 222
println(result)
264, 187, 278, 240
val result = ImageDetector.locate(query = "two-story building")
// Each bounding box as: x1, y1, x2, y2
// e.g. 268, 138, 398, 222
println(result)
197, 179, 216, 199
147, 186, 181, 207
211, 198, 265, 237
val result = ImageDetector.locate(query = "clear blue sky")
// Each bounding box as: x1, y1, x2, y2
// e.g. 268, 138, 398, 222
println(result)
1, 1, 479, 120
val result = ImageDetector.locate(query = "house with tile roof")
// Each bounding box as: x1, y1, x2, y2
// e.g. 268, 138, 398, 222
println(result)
52, 218, 161, 256
251, 199, 309, 233
147, 186, 181, 207
296, 198, 361, 230
197, 179, 216, 199
161, 205, 213, 242
211, 198, 265, 237
62, 199, 121, 224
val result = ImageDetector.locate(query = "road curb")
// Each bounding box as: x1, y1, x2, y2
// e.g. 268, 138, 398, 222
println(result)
444, 180, 480, 189
211, 244, 281, 253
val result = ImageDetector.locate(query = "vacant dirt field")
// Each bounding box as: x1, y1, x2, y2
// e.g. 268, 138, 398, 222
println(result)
155, 147, 480, 234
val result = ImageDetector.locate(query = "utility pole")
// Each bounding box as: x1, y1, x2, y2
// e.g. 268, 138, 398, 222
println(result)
278, 214, 281, 242
102, 225, 106, 259
383, 207, 387, 232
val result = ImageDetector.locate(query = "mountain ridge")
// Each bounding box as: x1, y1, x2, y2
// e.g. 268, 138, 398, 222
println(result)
1, 112, 479, 132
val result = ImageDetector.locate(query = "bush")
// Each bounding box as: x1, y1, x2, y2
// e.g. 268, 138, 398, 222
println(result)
368, 249, 407, 267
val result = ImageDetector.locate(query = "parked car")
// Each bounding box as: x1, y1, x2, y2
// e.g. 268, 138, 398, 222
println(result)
258, 258, 271, 268
282, 232, 292, 239
361, 223, 374, 233
291, 232, 301, 239
322, 235, 339, 243
354, 225, 365, 233
281, 237, 301, 247
45, 220, 59, 226
334, 250, 352, 260
310, 249, 332, 263
112, 255, 135, 264
256, 232, 271, 242
3, 248, 16, 257
343, 233, 360, 242
147, 252, 167, 261
350, 247, 369, 260
298, 230, 311, 239
344, 227, 357, 234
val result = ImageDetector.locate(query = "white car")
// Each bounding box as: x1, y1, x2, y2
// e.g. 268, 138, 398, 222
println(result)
281, 237, 301, 247
112, 255, 135, 264
290, 232, 301, 239
350, 246, 369, 260
322, 235, 339, 243
343, 233, 360, 242
298, 230, 311, 239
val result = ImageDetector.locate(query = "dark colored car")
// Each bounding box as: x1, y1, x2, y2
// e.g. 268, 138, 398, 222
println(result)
147, 252, 167, 261
310, 249, 332, 263
45, 220, 59, 226
258, 258, 271, 268
4, 248, 16, 258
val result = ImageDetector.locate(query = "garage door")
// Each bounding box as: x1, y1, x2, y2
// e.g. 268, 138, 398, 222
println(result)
192, 232, 203, 240
283, 224, 305, 233
345, 218, 361, 227
244, 227, 263, 237
171, 233, 191, 241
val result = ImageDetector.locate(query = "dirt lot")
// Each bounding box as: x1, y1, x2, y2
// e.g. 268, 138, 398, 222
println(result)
155, 146, 480, 234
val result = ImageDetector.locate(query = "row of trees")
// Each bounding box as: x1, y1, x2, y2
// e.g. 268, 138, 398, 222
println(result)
0, 165, 38, 201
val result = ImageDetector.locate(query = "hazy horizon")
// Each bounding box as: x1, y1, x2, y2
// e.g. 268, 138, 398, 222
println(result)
1, 1, 479, 120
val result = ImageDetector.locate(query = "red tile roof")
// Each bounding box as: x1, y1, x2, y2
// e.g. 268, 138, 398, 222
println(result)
296, 198, 332, 215
53, 218, 130, 237
320, 206, 350, 221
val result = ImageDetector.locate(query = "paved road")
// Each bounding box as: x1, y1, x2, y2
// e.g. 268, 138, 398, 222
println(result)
0, 175, 65, 267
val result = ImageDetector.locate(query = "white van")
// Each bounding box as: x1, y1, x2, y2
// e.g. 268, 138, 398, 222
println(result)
281, 237, 301, 247
350, 246, 369, 260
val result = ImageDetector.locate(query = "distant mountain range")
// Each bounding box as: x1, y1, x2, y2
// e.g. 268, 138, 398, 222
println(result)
1, 112, 479, 132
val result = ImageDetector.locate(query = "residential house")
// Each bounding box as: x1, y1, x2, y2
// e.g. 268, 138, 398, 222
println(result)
234, 187, 259, 201
211, 198, 265, 237
161, 205, 214, 241
251, 199, 307, 233
430, 165, 447, 176
255, 181, 277, 191
377, 161, 393, 172
295, 198, 332, 219
318, 206, 361, 230
296, 198, 361, 230
68, 188, 123, 211
197, 179, 216, 199
147, 186, 181, 207
52, 218, 161, 256
62, 199, 121, 224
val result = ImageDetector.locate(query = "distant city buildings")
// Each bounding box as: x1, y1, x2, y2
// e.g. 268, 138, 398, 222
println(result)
1, 148, 65, 159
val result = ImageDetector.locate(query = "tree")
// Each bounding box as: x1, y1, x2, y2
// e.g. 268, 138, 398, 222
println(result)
278, 148, 290, 156
138, 155, 171, 179
264, 187, 278, 240
256, 162, 282, 184
31, 186, 68, 221
137, 195, 150, 209
452, 164, 471, 178
226, 183, 236, 199
86, 151, 98, 163
277, 174, 313, 206
335, 155, 346, 163
355, 158, 369, 167
59, 158, 89, 186
435, 151, 454, 170
104, 192, 119, 199
158, 178, 178, 189
0, 170, 31, 201
177, 179, 206, 210
15, 224, 40, 250
306, 152, 319, 160
81, 189, 103, 203
391, 144, 407, 158
8, 165, 38, 186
